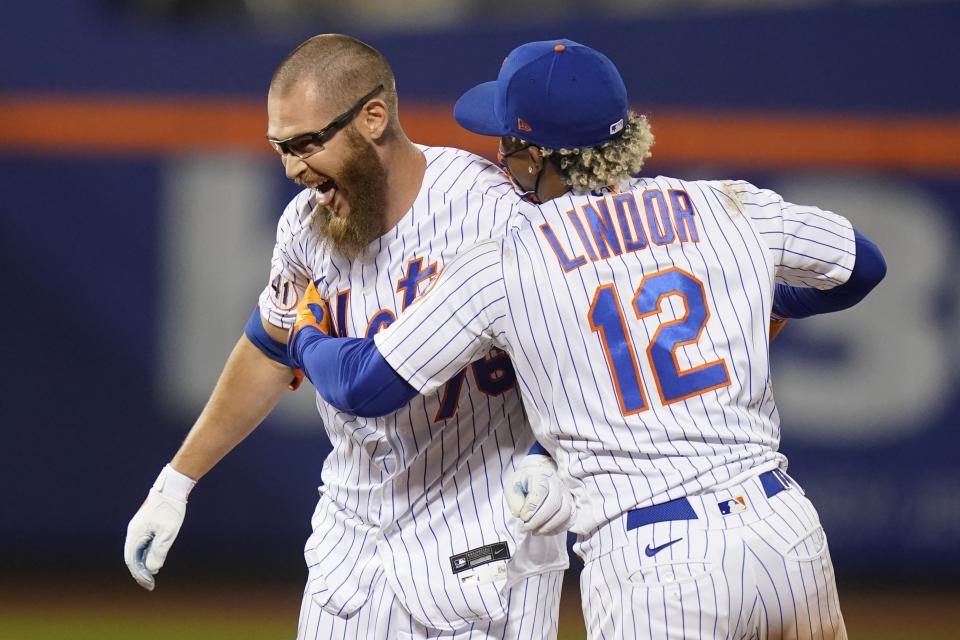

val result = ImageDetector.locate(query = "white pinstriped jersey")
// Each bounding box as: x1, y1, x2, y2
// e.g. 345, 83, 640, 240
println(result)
375, 176, 857, 539
258, 146, 567, 631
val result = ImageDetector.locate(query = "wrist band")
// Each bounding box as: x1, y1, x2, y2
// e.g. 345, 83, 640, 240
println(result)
153, 464, 197, 502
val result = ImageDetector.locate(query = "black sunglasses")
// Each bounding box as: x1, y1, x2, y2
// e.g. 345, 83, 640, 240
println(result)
267, 84, 385, 159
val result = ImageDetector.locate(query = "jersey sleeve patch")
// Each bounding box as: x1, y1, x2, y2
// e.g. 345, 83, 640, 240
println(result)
269, 268, 299, 311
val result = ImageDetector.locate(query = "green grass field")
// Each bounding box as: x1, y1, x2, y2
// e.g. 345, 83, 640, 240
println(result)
2, 579, 957, 639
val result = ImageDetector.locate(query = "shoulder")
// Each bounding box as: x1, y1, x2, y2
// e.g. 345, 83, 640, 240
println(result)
624, 175, 728, 199
275, 187, 319, 239
420, 145, 517, 199
272, 187, 331, 271
697, 178, 783, 211
630, 176, 785, 218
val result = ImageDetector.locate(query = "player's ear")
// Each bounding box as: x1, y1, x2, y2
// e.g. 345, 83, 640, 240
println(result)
527, 146, 545, 174
357, 99, 389, 141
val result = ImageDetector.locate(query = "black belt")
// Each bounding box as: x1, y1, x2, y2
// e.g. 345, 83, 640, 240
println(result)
626, 469, 793, 531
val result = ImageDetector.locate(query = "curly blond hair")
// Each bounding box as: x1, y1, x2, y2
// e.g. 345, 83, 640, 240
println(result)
539, 111, 654, 194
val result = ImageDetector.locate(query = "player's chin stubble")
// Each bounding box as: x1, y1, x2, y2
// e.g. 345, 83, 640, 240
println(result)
313, 127, 388, 260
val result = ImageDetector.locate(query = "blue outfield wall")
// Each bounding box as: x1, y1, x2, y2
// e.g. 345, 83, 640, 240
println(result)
2, 2, 959, 112
2, 2, 959, 580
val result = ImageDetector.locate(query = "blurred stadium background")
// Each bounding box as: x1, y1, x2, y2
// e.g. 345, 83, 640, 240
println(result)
2, 0, 959, 638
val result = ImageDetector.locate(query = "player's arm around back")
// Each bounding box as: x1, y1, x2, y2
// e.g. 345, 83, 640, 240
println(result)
731, 180, 887, 319
771, 229, 886, 319
124, 315, 294, 591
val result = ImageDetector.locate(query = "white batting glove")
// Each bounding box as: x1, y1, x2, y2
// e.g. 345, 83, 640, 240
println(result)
124, 464, 196, 591
504, 454, 577, 536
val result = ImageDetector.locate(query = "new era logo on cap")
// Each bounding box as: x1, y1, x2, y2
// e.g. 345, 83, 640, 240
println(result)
517, 117, 532, 133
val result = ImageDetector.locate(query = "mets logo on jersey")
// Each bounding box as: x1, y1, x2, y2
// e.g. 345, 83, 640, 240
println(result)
396, 257, 440, 310
718, 496, 748, 516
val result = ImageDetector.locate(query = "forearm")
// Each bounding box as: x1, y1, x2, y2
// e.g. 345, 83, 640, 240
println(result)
291, 328, 417, 418
171, 335, 292, 479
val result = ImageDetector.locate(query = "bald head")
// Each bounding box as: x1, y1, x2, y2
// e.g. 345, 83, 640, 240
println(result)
271, 34, 399, 120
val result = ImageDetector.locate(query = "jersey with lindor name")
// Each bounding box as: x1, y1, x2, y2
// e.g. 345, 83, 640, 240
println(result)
258, 146, 566, 631
375, 176, 856, 539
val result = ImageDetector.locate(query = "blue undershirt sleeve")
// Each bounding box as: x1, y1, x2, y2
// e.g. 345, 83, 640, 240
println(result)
772, 228, 886, 319
244, 306, 295, 368
290, 327, 418, 418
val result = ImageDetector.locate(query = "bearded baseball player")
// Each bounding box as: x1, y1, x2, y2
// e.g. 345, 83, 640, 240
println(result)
124, 34, 568, 639
284, 40, 886, 639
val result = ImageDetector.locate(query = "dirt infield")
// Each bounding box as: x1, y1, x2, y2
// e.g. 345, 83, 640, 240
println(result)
2, 578, 957, 639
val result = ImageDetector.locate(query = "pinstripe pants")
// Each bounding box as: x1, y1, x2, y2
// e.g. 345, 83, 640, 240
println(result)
580, 472, 846, 639
297, 568, 564, 639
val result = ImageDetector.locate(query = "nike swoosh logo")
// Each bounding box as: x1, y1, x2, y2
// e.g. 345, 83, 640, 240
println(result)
645, 537, 683, 557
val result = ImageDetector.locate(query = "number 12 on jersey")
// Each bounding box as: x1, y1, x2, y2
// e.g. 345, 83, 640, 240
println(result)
588, 267, 730, 415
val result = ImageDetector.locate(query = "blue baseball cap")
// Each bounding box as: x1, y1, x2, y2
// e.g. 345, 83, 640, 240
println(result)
454, 39, 629, 149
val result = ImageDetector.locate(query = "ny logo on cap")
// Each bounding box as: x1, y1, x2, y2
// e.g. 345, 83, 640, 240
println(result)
517, 117, 532, 133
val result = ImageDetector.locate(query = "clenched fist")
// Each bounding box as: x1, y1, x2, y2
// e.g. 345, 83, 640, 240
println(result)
504, 454, 577, 536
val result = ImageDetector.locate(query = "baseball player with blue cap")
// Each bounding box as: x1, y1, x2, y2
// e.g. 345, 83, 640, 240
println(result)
455, 39, 634, 203
282, 39, 886, 638
456, 39, 629, 148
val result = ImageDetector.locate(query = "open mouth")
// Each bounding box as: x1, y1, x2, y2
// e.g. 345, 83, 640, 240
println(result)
313, 177, 338, 208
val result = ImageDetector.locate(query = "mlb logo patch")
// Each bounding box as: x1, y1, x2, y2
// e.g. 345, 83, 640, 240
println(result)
453, 557, 468, 570
718, 496, 748, 516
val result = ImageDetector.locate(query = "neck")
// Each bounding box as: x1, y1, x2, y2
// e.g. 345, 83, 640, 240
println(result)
381, 138, 426, 231
537, 167, 573, 202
